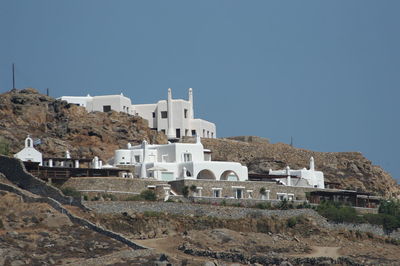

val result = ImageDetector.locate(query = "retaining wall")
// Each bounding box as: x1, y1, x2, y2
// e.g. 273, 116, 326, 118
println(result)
0, 155, 85, 209
0, 181, 147, 250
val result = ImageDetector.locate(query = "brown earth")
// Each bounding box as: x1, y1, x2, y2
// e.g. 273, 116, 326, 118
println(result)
0, 88, 167, 162
0, 191, 169, 265
89, 210, 400, 265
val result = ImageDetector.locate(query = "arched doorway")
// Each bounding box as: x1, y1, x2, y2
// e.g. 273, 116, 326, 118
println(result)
197, 169, 216, 180
220, 170, 239, 181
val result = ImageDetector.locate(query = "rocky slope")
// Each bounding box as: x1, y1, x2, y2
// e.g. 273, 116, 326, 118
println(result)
201, 138, 400, 198
0, 88, 398, 197
0, 88, 167, 162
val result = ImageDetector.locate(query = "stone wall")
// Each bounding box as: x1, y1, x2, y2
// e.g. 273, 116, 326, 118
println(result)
62, 177, 170, 200
169, 179, 318, 201
0, 181, 147, 250
0, 155, 85, 208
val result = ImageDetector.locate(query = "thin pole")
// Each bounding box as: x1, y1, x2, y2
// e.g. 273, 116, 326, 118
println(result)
12, 63, 15, 89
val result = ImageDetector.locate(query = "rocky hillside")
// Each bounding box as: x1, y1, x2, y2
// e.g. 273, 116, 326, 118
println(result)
1, 88, 398, 197
0, 88, 167, 162
201, 138, 400, 198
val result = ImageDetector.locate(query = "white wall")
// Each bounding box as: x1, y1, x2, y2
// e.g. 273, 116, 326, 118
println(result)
59, 96, 92, 107
14, 136, 43, 165
60, 88, 217, 139
88, 95, 133, 114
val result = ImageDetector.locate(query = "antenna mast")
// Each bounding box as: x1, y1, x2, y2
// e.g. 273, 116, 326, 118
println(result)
12, 63, 15, 89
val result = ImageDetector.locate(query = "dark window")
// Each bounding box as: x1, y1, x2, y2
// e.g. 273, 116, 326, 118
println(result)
176, 128, 181, 138
184, 109, 188, 118
152, 112, 155, 118
161, 111, 168, 118
191, 130, 196, 136
103, 105, 111, 112
161, 129, 166, 134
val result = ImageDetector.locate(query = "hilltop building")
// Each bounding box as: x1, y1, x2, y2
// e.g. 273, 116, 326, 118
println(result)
59, 88, 216, 140
113, 136, 248, 181
14, 135, 43, 165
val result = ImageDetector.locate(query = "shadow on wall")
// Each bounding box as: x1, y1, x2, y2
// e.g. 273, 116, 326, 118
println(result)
0, 155, 85, 208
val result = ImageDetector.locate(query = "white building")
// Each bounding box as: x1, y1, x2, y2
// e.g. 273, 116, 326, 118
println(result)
268, 157, 325, 189
59, 93, 134, 115
59, 88, 216, 139
113, 136, 248, 181
14, 135, 43, 165
134, 88, 216, 139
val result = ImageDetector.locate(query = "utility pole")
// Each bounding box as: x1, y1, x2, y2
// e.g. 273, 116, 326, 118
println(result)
290, 136, 293, 147
46, 88, 49, 96
12, 63, 15, 89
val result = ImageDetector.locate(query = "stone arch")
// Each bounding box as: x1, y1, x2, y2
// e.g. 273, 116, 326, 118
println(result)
197, 169, 216, 180
220, 170, 239, 181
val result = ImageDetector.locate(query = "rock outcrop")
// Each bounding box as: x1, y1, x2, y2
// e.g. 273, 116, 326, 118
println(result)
201, 138, 400, 198
0, 88, 167, 162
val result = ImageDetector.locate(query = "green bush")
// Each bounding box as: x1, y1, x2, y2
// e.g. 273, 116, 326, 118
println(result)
316, 201, 364, 224
140, 190, 157, 201
124, 195, 142, 201
256, 202, 272, 210
182, 186, 189, 198
277, 199, 293, 210
379, 200, 400, 216
102, 193, 117, 201
143, 211, 162, 217
189, 185, 197, 192
61, 187, 81, 198
296, 201, 312, 209
287, 217, 298, 228
0, 137, 10, 156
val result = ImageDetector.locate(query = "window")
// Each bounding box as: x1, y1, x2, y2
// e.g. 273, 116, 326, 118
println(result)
203, 129, 205, 137
161, 129, 166, 134
176, 128, 181, 138
212, 188, 222, 198
247, 190, 253, 199
152, 112, 155, 118
211, 132, 214, 138
185, 129, 189, 136
183, 153, 192, 162
184, 109, 188, 118
261, 190, 270, 200
191, 130, 196, 136
161, 111, 168, 118
277, 193, 287, 201
134, 155, 140, 163
103, 105, 111, 112
235, 189, 243, 199
288, 194, 295, 201
207, 131, 210, 138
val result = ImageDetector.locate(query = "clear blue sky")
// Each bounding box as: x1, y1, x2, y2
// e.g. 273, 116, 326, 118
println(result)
1, 1, 399, 181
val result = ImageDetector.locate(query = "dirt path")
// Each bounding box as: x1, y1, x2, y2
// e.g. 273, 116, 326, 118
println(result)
136, 237, 216, 264
300, 246, 341, 259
